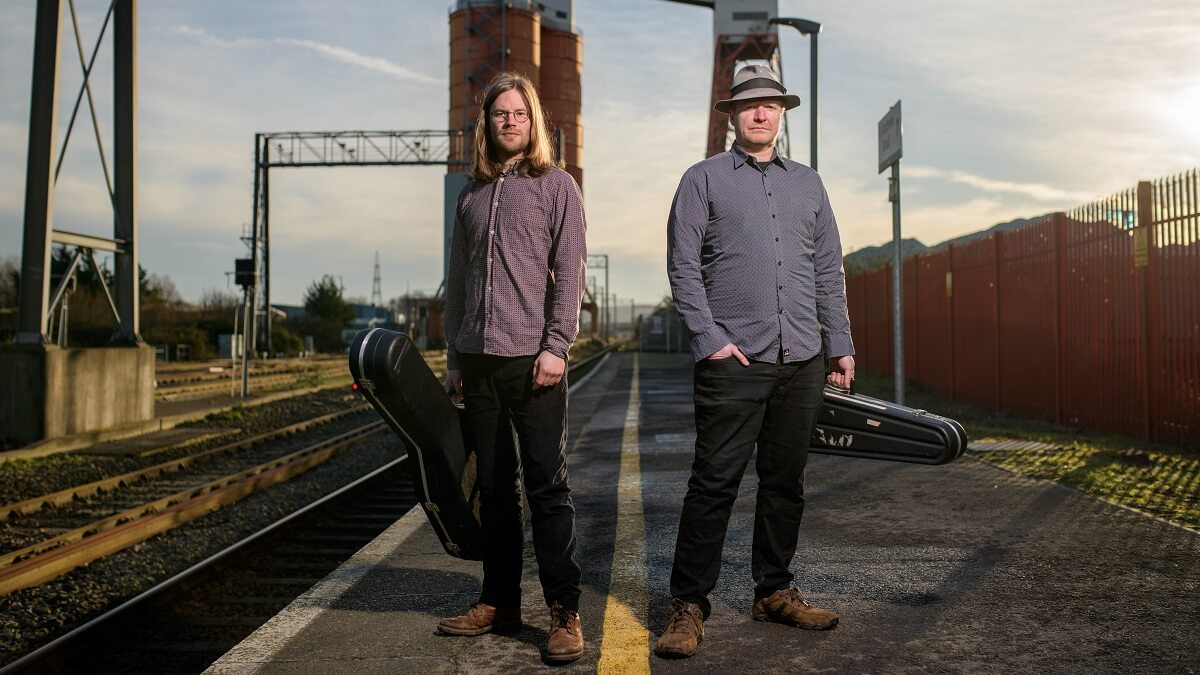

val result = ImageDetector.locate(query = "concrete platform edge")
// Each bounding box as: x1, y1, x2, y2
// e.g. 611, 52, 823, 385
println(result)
204, 505, 428, 674
1, 381, 349, 463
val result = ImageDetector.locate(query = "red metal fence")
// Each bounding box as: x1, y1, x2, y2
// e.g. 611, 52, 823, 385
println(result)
847, 170, 1199, 446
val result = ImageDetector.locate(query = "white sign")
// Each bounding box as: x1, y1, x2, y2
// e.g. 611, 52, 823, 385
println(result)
714, 0, 779, 39
878, 100, 902, 173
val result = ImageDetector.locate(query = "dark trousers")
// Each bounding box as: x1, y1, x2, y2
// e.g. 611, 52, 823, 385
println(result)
669, 355, 825, 617
459, 353, 582, 611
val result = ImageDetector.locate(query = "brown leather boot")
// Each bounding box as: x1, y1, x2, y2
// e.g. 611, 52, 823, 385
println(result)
546, 602, 584, 663
752, 588, 839, 630
654, 599, 705, 658
437, 603, 522, 636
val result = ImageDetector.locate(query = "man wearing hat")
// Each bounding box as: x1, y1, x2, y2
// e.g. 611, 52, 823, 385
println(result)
656, 64, 856, 658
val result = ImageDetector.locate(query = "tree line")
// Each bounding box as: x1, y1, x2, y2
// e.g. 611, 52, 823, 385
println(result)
0, 253, 359, 357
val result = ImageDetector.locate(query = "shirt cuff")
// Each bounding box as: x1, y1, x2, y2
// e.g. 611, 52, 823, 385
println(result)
690, 325, 729, 362
446, 345, 460, 371
823, 332, 855, 359
541, 341, 569, 362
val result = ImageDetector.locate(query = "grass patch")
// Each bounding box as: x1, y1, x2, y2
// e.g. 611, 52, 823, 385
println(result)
208, 404, 251, 425
852, 371, 1200, 531
293, 369, 323, 390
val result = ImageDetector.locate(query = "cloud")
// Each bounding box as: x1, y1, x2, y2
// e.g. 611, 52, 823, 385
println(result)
173, 25, 440, 86
905, 165, 1093, 203
275, 38, 441, 85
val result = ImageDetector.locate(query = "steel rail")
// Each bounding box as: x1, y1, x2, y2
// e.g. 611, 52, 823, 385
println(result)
155, 364, 348, 399
154, 360, 343, 386
0, 404, 372, 522
0, 456, 410, 675
0, 421, 388, 595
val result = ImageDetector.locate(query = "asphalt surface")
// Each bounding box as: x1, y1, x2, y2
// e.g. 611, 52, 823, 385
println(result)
209, 352, 1199, 674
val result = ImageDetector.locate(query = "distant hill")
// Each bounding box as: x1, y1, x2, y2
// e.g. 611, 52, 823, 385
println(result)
843, 238, 929, 277
843, 216, 1045, 277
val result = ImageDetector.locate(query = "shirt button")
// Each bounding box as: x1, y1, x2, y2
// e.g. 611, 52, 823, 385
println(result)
778, 309, 783, 314
778, 261, 782, 266
779, 285, 783, 290
768, 192, 772, 196
775, 237, 779, 242
772, 214, 776, 219
784, 348, 791, 355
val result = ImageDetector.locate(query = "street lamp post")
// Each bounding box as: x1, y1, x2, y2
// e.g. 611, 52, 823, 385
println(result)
769, 17, 821, 171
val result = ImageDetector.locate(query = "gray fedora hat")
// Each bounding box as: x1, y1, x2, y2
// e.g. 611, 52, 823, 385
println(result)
713, 64, 801, 113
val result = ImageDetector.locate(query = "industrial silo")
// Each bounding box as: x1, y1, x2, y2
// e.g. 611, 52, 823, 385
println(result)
447, 1, 542, 166
540, 19, 583, 187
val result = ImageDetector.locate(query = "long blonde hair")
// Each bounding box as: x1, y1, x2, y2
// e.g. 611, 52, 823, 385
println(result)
469, 72, 559, 182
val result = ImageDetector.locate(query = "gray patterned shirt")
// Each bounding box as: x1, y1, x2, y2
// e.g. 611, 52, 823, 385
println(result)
667, 144, 854, 363
445, 165, 586, 370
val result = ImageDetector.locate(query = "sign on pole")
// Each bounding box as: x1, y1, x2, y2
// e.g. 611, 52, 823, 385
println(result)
878, 100, 904, 404
878, 101, 902, 174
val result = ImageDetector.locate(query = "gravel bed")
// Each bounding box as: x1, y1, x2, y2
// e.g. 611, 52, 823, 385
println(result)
0, 388, 364, 504
0, 410, 379, 556
0, 432, 406, 667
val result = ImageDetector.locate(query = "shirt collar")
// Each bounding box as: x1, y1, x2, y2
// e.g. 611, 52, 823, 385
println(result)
731, 143, 788, 171
501, 159, 523, 177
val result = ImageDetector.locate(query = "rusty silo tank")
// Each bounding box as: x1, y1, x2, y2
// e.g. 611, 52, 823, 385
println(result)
446, 1, 582, 188
540, 25, 583, 187
448, 2, 542, 166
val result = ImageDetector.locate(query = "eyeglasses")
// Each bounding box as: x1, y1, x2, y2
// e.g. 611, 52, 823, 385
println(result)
490, 109, 530, 124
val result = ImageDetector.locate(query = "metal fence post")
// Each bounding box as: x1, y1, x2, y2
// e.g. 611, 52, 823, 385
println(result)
947, 244, 956, 402
993, 231, 1003, 411
1053, 212, 1068, 426
1136, 181, 1157, 440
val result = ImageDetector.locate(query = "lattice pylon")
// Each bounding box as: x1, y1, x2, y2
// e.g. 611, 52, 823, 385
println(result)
371, 251, 383, 308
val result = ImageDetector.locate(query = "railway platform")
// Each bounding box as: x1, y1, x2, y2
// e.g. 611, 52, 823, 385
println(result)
207, 352, 1199, 673
2, 376, 349, 463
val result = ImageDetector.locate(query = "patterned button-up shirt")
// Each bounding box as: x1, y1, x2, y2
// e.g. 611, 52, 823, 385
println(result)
445, 165, 586, 370
667, 144, 854, 364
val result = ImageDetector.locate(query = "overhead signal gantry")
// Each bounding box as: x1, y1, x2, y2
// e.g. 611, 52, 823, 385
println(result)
241, 129, 468, 368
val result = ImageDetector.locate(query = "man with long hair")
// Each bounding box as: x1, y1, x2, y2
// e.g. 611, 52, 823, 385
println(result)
656, 64, 855, 658
440, 72, 587, 664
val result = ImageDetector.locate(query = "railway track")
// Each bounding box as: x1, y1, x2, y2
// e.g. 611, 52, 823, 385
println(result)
155, 362, 348, 400
1, 458, 416, 674
0, 412, 382, 595
0, 405, 371, 523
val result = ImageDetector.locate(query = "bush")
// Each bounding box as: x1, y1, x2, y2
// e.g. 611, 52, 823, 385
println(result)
271, 324, 304, 356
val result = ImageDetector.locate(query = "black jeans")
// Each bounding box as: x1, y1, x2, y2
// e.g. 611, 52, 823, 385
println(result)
459, 353, 581, 611
669, 355, 825, 617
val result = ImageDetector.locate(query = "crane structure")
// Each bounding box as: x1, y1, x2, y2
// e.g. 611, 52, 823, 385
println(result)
663, 0, 815, 160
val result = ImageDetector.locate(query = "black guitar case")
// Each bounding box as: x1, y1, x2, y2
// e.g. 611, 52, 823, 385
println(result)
810, 384, 967, 465
348, 328, 482, 560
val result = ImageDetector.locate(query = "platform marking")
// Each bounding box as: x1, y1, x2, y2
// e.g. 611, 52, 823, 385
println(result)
598, 354, 651, 674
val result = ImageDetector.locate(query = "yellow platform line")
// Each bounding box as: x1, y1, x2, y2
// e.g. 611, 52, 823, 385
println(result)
598, 353, 651, 674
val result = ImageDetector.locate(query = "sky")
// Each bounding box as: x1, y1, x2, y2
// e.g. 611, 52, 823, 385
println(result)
2, 0, 1198, 307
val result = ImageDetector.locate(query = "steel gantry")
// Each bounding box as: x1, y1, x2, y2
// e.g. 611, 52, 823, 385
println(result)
15, 0, 141, 346
243, 130, 468, 366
